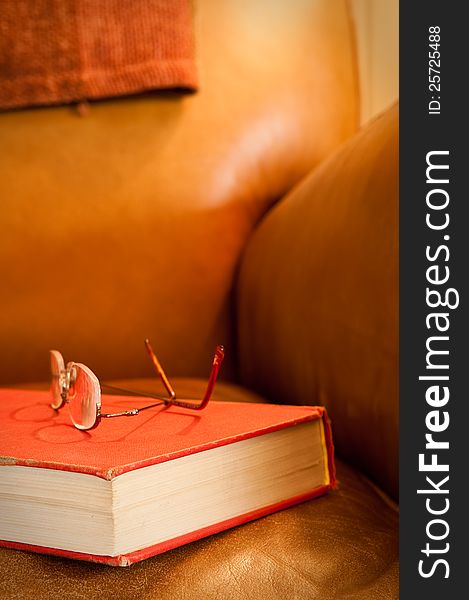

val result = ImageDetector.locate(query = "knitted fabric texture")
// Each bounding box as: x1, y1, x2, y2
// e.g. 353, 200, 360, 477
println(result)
0, 0, 197, 110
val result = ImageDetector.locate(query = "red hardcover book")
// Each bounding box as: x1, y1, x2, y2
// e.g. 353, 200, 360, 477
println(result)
0, 389, 335, 566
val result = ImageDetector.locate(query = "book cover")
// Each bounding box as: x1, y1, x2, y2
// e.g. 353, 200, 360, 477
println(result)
0, 389, 335, 566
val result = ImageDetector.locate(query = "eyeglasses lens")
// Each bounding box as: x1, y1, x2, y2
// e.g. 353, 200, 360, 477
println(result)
50, 350, 65, 409
68, 364, 99, 430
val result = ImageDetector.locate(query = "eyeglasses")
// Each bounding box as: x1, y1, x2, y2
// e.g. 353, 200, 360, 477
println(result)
50, 339, 225, 431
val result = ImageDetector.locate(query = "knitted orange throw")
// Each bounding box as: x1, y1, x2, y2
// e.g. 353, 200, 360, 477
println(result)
0, 0, 197, 110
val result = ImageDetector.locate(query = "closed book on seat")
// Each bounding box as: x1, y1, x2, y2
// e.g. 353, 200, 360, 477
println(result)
0, 389, 335, 566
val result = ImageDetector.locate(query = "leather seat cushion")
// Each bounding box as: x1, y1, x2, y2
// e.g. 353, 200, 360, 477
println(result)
0, 379, 398, 599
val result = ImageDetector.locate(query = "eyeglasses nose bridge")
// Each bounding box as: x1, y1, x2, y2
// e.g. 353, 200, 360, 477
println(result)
60, 366, 76, 403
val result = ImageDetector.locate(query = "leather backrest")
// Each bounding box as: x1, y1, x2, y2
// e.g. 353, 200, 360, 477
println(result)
0, 0, 358, 384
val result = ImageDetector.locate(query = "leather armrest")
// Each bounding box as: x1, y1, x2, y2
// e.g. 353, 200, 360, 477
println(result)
237, 105, 398, 499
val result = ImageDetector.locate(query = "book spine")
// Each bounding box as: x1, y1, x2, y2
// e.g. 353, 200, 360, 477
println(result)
321, 409, 337, 488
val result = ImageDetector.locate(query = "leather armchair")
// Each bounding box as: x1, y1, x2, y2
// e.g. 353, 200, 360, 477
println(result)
0, 1, 398, 598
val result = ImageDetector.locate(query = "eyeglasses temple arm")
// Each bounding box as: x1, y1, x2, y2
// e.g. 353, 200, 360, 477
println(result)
101, 399, 166, 418
102, 343, 225, 415
144, 339, 176, 400
101, 383, 168, 401
169, 345, 225, 410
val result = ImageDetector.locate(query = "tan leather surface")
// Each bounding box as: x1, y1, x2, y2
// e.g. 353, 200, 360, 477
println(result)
0, 0, 358, 386
237, 106, 398, 499
0, 461, 398, 599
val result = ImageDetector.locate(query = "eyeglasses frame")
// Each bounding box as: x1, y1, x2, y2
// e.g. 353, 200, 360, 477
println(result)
50, 339, 225, 430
